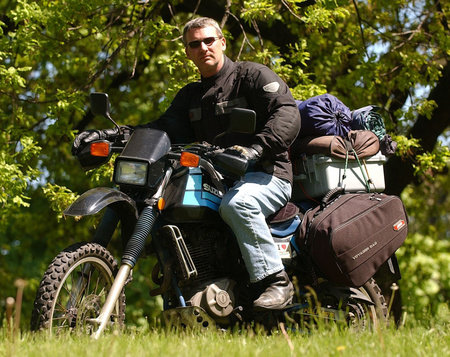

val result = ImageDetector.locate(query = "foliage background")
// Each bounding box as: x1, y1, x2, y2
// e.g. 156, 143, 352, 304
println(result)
0, 0, 448, 328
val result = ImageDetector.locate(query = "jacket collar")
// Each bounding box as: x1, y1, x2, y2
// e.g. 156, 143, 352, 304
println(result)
201, 55, 234, 85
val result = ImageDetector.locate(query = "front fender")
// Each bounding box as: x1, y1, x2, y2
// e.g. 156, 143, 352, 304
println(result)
64, 187, 138, 220
348, 287, 375, 305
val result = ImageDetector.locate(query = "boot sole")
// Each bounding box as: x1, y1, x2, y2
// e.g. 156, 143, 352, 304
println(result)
253, 295, 294, 311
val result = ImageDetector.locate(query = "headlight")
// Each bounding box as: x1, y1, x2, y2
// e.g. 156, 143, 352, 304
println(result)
115, 160, 148, 186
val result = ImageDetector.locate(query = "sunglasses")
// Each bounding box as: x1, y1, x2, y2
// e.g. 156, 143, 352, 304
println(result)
187, 36, 221, 49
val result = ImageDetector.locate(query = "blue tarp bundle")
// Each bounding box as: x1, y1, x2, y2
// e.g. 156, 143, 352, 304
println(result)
295, 94, 352, 138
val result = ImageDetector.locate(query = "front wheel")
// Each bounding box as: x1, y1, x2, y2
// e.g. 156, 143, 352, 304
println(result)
31, 242, 126, 334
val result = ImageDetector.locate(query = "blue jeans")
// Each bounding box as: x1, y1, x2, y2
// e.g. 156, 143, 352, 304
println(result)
219, 172, 292, 283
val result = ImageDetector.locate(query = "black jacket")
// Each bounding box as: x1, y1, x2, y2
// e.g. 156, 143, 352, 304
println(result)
147, 55, 301, 183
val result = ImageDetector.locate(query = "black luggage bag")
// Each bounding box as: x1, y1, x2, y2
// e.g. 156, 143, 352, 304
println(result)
297, 190, 408, 287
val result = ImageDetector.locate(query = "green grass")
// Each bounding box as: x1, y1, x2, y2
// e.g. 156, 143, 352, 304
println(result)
1, 317, 448, 357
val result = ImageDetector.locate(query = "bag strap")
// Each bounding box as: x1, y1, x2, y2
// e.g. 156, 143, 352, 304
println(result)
342, 139, 371, 192
361, 159, 375, 190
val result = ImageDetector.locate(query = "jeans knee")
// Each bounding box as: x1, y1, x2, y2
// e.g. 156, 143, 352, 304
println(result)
220, 193, 259, 223
219, 197, 239, 222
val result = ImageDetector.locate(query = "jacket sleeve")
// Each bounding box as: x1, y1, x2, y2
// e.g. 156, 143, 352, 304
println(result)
244, 64, 301, 155
141, 84, 196, 144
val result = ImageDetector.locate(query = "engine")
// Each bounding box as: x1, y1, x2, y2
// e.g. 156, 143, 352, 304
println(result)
158, 223, 246, 324
186, 278, 237, 325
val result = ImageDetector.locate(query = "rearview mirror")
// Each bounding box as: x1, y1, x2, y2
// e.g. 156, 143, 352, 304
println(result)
212, 108, 256, 145
90, 92, 111, 117
89, 92, 121, 131
228, 108, 256, 134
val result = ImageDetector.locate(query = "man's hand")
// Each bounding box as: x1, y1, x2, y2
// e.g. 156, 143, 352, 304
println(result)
72, 127, 130, 155
227, 145, 262, 161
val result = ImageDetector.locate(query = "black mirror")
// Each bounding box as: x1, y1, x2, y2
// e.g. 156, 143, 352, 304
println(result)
90, 92, 111, 117
89, 92, 121, 131
228, 108, 256, 134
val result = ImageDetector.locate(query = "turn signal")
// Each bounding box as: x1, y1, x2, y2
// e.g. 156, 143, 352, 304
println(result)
180, 152, 200, 167
90, 142, 110, 157
157, 197, 166, 211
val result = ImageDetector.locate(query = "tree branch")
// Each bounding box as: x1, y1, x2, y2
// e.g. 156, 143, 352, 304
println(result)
352, 0, 369, 58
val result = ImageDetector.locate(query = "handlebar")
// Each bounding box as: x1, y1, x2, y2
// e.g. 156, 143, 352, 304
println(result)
169, 143, 249, 180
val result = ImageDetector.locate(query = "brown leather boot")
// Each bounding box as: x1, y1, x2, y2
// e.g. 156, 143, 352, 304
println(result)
253, 270, 294, 310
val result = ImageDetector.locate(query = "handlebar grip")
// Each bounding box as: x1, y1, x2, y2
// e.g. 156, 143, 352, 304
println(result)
212, 151, 249, 178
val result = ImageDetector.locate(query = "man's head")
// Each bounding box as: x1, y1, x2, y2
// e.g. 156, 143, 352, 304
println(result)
183, 17, 226, 78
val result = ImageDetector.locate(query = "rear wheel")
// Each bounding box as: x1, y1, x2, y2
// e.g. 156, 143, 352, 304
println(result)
279, 278, 387, 331
307, 278, 387, 330
347, 278, 388, 329
31, 242, 125, 334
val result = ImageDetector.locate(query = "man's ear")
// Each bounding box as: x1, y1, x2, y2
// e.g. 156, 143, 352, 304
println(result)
221, 36, 226, 51
185, 46, 192, 60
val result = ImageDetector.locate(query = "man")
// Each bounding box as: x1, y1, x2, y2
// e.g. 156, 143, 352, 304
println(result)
74, 17, 301, 310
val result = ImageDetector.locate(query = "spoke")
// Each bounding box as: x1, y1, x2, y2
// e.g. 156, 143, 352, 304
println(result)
96, 273, 108, 296
96, 287, 107, 299
94, 272, 102, 295
43, 251, 122, 334
54, 300, 69, 314
61, 265, 82, 303
52, 311, 71, 330
69, 264, 90, 307
51, 315, 72, 321
61, 277, 72, 296
86, 265, 93, 295
54, 318, 71, 333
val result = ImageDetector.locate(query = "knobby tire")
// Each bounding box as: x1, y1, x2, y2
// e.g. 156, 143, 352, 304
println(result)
30, 242, 126, 334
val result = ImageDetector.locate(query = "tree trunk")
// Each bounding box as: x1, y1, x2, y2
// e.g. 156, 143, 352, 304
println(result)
384, 61, 450, 196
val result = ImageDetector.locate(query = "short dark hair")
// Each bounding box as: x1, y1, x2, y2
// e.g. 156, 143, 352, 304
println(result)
182, 17, 223, 45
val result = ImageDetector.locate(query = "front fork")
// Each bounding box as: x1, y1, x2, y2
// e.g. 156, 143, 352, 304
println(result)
91, 205, 159, 338
91, 167, 173, 339
91, 263, 132, 338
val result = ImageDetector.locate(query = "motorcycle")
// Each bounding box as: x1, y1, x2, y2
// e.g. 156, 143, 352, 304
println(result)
31, 93, 400, 337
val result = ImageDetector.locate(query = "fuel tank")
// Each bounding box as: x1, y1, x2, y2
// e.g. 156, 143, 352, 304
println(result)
162, 167, 223, 223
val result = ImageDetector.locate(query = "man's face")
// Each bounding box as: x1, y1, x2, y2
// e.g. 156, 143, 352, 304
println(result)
185, 26, 226, 78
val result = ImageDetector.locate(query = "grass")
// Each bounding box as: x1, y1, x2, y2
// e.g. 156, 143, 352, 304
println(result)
1, 315, 448, 357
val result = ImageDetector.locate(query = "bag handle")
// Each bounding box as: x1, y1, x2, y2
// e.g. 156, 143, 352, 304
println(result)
321, 186, 345, 206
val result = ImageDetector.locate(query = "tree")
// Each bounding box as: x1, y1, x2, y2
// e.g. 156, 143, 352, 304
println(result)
0, 0, 448, 327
